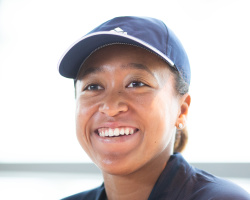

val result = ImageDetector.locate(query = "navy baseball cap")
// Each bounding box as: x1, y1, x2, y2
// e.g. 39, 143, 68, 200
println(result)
58, 16, 191, 85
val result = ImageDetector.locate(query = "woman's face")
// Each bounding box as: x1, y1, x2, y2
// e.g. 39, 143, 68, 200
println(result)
75, 45, 184, 175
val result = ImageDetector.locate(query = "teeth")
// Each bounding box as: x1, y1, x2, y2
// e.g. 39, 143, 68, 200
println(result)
105, 129, 109, 136
98, 127, 136, 137
109, 129, 114, 137
125, 128, 130, 135
100, 131, 104, 137
114, 128, 119, 136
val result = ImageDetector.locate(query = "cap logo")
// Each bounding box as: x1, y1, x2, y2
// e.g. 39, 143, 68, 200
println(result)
110, 27, 127, 35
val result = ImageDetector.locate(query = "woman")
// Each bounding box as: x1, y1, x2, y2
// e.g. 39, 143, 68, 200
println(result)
58, 16, 250, 200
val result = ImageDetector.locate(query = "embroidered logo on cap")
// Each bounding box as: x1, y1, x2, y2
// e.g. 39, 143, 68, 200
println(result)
110, 27, 127, 35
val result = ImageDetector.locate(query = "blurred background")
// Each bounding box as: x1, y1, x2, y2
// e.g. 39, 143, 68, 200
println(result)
0, 0, 250, 199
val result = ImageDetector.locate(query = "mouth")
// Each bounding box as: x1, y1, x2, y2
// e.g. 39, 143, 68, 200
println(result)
95, 127, 139, 137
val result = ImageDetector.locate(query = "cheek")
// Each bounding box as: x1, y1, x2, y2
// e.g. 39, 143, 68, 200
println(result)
75, 98, 98, 155
150, 100, 177, 155
76, 96, 100, 124
133, 90, 176, 125
138, 90, 177, 143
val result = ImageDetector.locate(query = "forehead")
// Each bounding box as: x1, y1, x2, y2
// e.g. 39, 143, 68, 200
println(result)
76, 44, 170, 80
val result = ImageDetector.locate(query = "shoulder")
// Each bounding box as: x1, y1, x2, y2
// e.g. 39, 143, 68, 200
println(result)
61, 184, 106, 200
152, 153, 250, 200
183, 167, 250, 200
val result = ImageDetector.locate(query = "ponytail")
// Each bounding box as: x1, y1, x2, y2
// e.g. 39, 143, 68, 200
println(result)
174, 127, 188, 153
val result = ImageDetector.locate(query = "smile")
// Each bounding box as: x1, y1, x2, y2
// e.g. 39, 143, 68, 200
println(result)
97, 127, 138, 137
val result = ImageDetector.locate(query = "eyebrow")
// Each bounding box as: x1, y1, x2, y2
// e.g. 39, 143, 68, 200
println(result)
123, 63, 154, 76
77, 65, 105, 80
77, 63, 154, 80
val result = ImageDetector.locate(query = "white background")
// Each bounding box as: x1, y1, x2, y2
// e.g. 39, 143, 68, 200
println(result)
0, 0, 250, 163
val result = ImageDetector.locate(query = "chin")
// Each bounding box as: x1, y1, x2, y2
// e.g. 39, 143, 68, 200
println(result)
96, 157, 139, 176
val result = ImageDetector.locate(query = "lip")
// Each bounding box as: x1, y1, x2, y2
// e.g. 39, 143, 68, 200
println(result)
95, 121, 138, 130
90, 120, 143, 157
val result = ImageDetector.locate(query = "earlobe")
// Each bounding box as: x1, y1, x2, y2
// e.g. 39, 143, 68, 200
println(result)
176, 94, 191, 129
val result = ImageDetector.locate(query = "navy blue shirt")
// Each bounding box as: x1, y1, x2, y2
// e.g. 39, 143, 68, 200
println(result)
62, 153, 250, 200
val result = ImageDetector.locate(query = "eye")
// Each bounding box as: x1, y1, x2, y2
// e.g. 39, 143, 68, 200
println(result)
84, 84, 103, 91
127, 81, 146, 88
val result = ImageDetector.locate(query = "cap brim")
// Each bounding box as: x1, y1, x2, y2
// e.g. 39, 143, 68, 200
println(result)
58, 31, 174, 79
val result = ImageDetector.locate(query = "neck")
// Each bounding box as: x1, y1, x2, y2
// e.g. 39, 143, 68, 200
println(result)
103, 152, 172, 200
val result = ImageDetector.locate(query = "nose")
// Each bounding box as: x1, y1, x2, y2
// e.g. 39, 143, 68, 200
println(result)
98, 92, 128, 117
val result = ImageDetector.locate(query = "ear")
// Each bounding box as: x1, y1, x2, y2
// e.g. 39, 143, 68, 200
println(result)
175, 93, 191, 129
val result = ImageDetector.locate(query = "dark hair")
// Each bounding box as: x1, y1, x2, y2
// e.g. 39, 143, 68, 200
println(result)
169, 66, 189, 95
169, 66, 189, 153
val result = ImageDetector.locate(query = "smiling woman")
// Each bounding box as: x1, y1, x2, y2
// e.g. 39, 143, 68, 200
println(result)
74, 44, 187, 178
1, 0, 249, 165
58, 16, 250, 200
